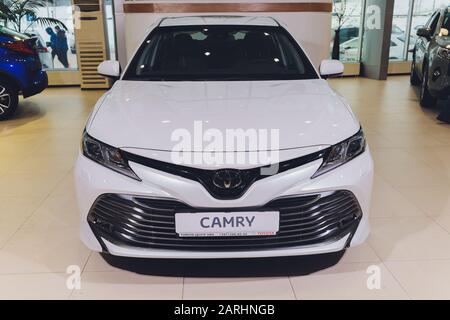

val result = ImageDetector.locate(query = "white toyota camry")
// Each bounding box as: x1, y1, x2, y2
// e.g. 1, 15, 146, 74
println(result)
75, 16, 374, 259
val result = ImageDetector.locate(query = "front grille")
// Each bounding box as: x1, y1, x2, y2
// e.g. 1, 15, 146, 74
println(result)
88, 191, 362, 251
122, 149, 329, 200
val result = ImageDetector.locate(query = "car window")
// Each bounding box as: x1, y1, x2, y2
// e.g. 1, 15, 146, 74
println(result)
442, 12, 450, 31
425, 13, 437, 28
430, 13, 441, 34
124, 25, 318, 81
339, 27, 359, 43
392, 25, 403, 34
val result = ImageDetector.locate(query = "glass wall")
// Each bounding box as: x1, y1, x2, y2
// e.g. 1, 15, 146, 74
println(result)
390, 0, 412, 60
104, 0, 117, 61
390, 0, 449, 61
331, 0, 365, 62
331, 0, 449, 64
3, 0, 78, 70
28, 0, 78, 70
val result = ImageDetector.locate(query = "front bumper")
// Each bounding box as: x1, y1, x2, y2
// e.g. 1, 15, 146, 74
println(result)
429, 56, 450, 98
75, 149, 373, 259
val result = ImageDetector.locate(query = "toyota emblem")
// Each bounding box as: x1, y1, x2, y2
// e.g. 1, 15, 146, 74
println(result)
212, 169, 243, 190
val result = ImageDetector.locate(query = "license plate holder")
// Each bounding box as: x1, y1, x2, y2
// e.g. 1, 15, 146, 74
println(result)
175, 211, 280, 237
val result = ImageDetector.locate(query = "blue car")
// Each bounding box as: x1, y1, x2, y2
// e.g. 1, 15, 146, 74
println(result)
0, 26, 48, 120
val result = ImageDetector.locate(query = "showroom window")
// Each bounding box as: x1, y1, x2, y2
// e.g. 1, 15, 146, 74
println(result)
389, 0, 412, 61
32, 0, 78, 70
390, 0, 449, 61
2, 0, 79, 70
330, 0, 450, 66
104, 0, 117, 61
331, 0, 365, 63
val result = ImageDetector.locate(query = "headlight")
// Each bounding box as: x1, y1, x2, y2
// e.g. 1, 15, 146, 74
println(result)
82, 132, 141, 181
437, 47, 450, 60
312, 128, 366, 178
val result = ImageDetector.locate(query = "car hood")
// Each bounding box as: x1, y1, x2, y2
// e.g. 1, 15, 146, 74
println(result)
88, 79, 359, 151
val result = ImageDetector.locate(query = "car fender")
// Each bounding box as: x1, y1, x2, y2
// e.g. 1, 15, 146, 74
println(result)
0, 71, 21, 91
85, 91, 109, 131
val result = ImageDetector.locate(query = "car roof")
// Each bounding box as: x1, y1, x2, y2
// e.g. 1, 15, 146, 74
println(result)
159, 16, 279, 27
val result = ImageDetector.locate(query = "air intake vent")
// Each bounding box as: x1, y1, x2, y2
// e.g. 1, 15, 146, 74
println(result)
73, 0, 100, 12
88, 191, 362, 251
78, 41, 108, 88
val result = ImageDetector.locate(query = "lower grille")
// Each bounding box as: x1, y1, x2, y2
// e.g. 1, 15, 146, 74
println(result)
88, 191, 362, 251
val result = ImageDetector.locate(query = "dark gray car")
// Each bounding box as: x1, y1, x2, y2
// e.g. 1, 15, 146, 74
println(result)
411, 6, 450, 108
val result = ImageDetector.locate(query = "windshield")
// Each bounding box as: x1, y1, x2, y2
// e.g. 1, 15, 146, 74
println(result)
123, 25, 318, 81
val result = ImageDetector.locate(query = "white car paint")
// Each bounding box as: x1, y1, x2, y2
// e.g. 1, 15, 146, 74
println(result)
75, 16, 374, 259
319, 59, 345, 77
98, 60, 120, 78
88, 80, 359, 151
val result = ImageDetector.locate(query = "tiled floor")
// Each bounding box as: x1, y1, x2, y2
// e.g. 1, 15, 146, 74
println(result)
0, 76, 449, 299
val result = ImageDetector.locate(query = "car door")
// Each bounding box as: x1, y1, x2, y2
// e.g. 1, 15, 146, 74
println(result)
416, 12, 440, 77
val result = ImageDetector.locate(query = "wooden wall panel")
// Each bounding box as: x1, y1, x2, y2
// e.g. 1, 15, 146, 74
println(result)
123, 2, 332, 13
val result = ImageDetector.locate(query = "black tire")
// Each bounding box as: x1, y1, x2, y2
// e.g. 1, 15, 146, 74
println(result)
0, 80, 19, 120
419, 62, 437, 108
410, 54, 420, 86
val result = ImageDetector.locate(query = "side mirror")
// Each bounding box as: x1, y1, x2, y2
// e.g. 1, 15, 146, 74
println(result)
98, 60, 120, 79
416, 27, 432, 39
320, 59, 344, 79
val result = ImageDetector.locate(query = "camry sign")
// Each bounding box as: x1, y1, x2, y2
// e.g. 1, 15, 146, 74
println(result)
175, 211, 280, 237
